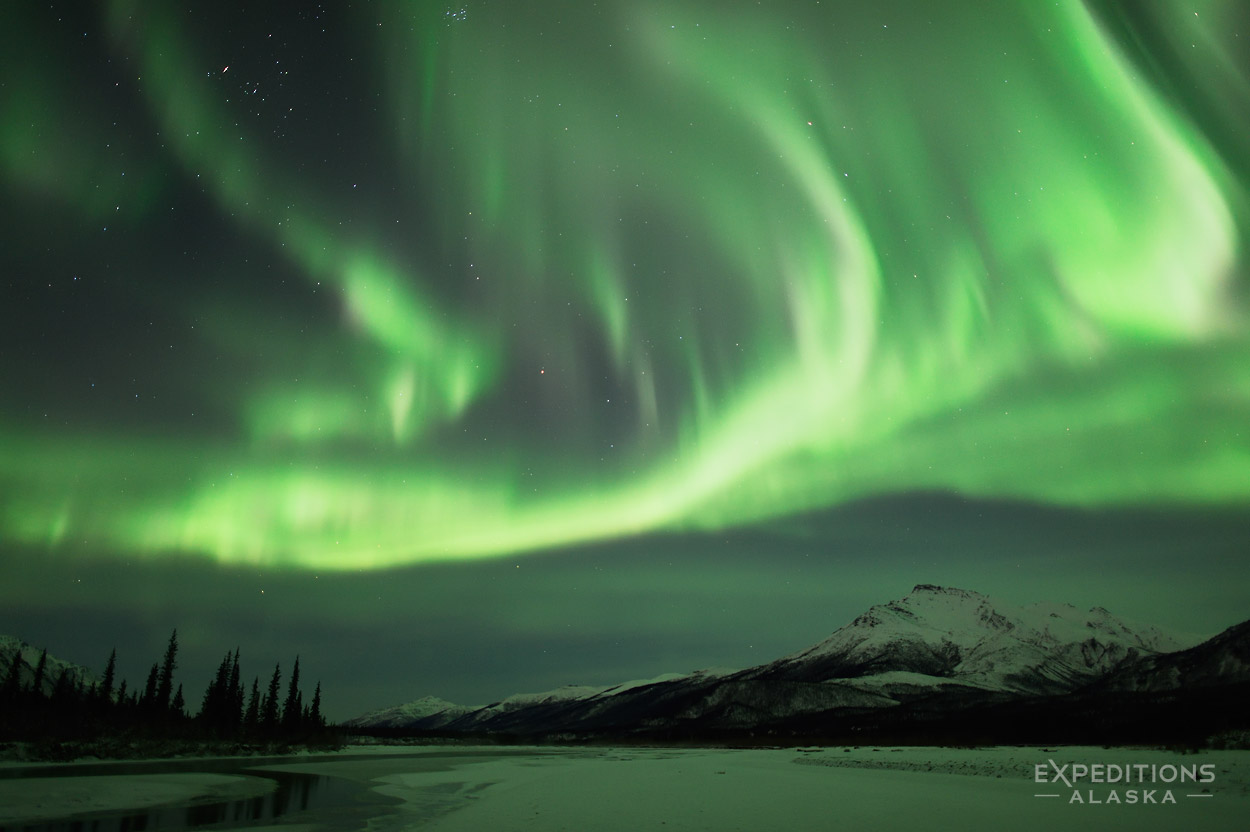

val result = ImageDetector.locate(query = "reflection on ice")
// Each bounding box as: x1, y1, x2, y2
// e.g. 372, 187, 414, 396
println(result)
0, 771, 361, 832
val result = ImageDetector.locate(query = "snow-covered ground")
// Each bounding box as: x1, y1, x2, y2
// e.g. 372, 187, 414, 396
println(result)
354, 745, 1249, 831
1, 745, 1246, 831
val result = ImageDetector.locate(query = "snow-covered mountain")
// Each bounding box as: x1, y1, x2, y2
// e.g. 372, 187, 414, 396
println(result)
746, 584, 1197, 695
342, 696, 479, 730
347, 585, 1233, 739
348, 669, 736, 734
1092, 618, 1250, 693
0, 635, 97, 696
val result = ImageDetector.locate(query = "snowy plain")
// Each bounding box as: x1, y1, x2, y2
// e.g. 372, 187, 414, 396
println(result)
1, 744, 1247, 831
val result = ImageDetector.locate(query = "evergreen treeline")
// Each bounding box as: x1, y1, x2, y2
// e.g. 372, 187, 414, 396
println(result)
0, 630, 337, 752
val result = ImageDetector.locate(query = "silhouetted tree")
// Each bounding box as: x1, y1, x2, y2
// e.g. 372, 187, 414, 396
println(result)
199, 651, 234, 734
310, 682, 323, 729
157, 629, 178, 712
282, 657, 302, 730
30, 648, 48, 697
244, 676, 260, 728
141, 663, 159, 710
100, 648, 117, 703
0, 631, 336, 748
228, 649, 242, 729
50, 667, 74, 707
262, 663, 281, 730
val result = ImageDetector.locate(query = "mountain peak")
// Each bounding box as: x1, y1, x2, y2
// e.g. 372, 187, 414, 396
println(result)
766, 586, 1197, 694
341, 694, 476, 729
909, 583, 959, 594
910, 582, 985, 597
345, 588, 1241, 739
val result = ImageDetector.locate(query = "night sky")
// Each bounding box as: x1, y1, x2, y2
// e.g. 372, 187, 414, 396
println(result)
2, 1, 1248, 721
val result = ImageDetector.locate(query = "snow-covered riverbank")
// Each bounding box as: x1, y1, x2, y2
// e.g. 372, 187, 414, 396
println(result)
2, 745, 1246, 831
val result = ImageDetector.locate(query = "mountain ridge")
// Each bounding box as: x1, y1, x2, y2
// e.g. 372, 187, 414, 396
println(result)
746, 584, 1197, 694
348, 584, 1241, 742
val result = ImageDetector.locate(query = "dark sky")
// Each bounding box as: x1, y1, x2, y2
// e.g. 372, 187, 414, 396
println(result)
1, 1, 1248, 720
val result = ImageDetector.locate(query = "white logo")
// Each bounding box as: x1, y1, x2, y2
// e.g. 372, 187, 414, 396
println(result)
1033, 759, 1216, 804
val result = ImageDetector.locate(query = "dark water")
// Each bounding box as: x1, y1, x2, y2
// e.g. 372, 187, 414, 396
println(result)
0, 758, 398, 832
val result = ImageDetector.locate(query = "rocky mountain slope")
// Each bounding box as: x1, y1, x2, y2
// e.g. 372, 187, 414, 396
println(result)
0, 635, 97, 696
349, 585, 1241, 742
745, 584, 1193, 694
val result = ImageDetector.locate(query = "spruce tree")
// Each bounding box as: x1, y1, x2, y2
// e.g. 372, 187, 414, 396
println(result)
141, 663, 159, 710
172, 684, 186, 717
157, 630, 178, 712
51, 667, 74, 710
262, 664, 281, 730
244, 676, 260, 728
282, 656, 302, 731
228, 649, 242, 729
310, 682, 323, 729
199, 652, 232, 732
100, 648, 117, 703
31, 648, 48, 697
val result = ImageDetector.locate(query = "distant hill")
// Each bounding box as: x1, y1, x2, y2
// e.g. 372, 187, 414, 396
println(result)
344, 696, 478, 730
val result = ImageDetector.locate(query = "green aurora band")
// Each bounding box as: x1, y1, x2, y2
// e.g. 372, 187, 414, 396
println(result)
2, 1, 1248, 569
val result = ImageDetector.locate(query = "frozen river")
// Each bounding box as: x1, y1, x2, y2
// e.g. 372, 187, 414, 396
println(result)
1, 745, 1247, 831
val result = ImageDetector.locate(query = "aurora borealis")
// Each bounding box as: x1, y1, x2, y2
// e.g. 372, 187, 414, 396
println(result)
2, 1, 1248, 716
